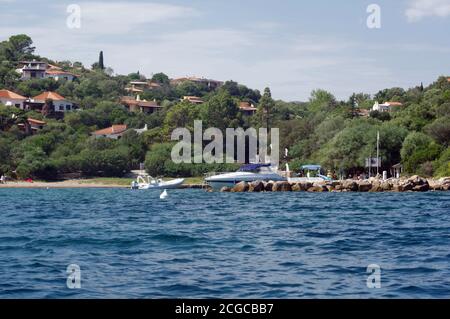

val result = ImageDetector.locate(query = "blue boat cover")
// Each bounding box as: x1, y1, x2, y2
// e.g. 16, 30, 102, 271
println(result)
238, 163, 271, 172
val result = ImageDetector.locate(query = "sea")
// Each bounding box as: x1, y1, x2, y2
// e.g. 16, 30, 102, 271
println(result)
0, 188, 449, 298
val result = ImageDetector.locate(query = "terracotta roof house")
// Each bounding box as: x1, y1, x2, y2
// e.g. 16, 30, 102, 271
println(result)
45, 70, 78, 81
17, 60, 48, 80
447, 77, 450, 83
17, 118, 47, 134
0, 89, 27, 108
31, 91, 74, 113
92, 125, 128, 139
372, 101, 403, 113
239, 101, 258, 116
183, 96, 203, 104
17, 60, 77, 82
121, 96, 162, 114
125, 81, 162, 94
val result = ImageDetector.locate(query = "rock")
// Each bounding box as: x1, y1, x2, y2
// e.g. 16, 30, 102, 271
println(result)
401, 181, 414, 192
272, 181, 292, 192
392, 184, 403, 192
232, 181, 249, 193
249, 181, 264, 192
369, 181, 382, 192
408, 175, 427, 186
357, 180, 372, 192
220, 186, 232, 192
335, 184, 343, 191
307, 185, 328, 192
413, 184, 429, 192
291, 183, 303, 192
342, 180, 358, 192
264, 182, 273, 192
381, 181, 392, 191
326, 185, 335, 192
427, 179, 442, 191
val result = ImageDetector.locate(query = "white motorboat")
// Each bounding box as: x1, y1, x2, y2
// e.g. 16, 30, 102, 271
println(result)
205, 163, 286, 190
131, 174, 184, 190
288, 164, 332, 183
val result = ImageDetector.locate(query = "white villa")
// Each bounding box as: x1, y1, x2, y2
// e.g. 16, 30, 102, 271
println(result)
30, 92, 74, 112
17, 60, 77, 81
372, 101, 403, 113
0, 89, 27, 108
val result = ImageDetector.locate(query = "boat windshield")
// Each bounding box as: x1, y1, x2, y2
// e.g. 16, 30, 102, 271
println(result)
238, 164, 272, 172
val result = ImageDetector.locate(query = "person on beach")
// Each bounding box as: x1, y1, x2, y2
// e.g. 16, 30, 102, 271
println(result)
0, 175, 5, 184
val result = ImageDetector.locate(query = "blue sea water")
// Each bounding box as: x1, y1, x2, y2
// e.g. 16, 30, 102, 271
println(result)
0, 188, 449, 299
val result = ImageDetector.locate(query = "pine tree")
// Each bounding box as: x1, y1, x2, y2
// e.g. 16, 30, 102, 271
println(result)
99, 51, 104, 70
257, 87, 275, 129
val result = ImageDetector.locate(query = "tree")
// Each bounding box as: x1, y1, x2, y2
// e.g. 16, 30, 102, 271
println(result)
0, 34, 35, 61
202, 91, 240, 131
425, 117, 450, 146
42, 99, 54, 118
401, 132, 442, 173
151, 72, 170, 85
257, 87, 275, 128
99, 51, 104, 70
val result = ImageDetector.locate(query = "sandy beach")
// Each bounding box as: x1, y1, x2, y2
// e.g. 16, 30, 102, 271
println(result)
0, 180, 128, 189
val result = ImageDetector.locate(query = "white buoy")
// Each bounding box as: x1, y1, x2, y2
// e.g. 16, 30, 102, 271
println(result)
160, 189, 168, 199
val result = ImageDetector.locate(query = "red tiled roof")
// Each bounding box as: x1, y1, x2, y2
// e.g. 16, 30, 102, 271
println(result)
447, 77, 450, 82
239, 101, 257, 111
384, 101, 403, 106
0, 89, 27, 100
183, 96, 203, 104
148, 82, 162, 88
93, 125, 128, 136
33, 91, 66, 101
121, 97, 161, 108
45, 70, 78, 77
27, 118, 46, 125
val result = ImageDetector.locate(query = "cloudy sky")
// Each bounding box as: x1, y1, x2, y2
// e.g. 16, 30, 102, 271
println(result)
1, 0, 450, 101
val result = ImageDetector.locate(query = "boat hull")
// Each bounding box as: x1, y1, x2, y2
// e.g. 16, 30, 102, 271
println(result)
205, 172, 285, 190
138, 178, 185, 190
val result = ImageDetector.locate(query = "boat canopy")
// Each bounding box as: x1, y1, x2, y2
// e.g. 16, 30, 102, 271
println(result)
238, 163, 271, 172
301, 165, 322, 171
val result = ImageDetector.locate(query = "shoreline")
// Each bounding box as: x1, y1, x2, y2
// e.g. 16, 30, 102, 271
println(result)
0, 180, 128, 189
0, 179, 206, 189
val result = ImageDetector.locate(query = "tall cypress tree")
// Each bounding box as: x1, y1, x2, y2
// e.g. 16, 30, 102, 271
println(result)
99, 51, 104, 70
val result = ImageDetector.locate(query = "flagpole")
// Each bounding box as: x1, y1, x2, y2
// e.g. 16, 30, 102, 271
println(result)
376, 131, 380, 176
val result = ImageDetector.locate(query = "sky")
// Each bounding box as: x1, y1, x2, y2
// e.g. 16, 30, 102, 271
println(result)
1, 0, 450, 101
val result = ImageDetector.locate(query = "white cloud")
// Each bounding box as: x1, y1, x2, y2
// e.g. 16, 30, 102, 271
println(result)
73, 1, 198, 34
406, 0, 450, 22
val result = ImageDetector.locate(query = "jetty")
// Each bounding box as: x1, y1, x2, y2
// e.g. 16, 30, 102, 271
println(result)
219, 176, 450, 193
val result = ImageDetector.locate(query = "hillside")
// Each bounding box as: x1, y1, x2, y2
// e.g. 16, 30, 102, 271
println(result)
0, 34, 449, 180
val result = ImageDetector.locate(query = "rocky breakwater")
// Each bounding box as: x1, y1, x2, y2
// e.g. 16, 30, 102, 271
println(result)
220, 176, 450, 193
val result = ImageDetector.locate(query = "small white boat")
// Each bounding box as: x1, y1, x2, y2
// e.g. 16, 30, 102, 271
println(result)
131, 174, 184, 190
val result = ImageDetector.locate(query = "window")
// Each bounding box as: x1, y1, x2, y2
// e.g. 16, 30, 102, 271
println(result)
59, 105, 64, 111
15, 104, 20, 108
66, 105, 71, 110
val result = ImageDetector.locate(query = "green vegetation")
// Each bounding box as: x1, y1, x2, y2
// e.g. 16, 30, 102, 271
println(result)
1, 34, 449, 180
